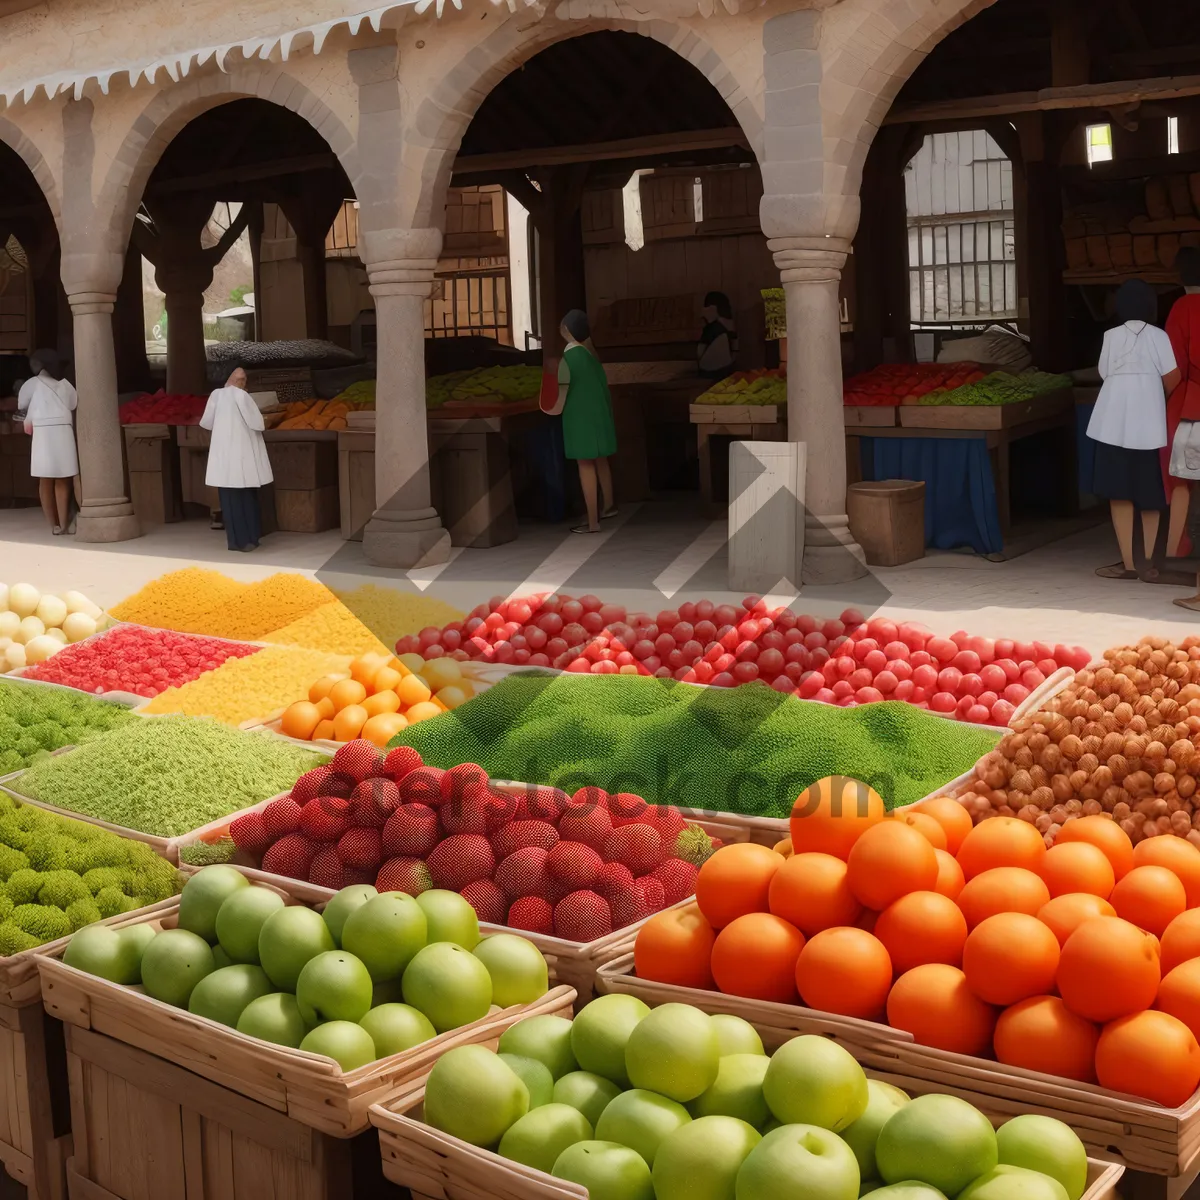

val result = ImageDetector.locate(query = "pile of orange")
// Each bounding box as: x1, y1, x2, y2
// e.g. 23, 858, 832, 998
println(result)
276, 652, 472, 748
634, 776, 1200, 1108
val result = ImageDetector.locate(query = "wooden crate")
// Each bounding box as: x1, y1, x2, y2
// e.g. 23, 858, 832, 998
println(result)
274, 486, 340, 533
843, 405, 899, 428
897, 388, 1073, 430
689, 404, 782, 424
265, 438, 339, 491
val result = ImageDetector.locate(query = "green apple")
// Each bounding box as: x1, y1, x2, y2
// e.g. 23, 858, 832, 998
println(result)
570, 994, 650, 1087
372, 978, 405, 1006
321, 884, 377, 945
652, 1115, 761, 1200
554, 1140, 654, 1200
711, 1014, 765, 1057
359, 1003, 436, 1057
996, 1116, 1087, 1200
300, 1020, 377, 1071
425, 1044, 529, 1146
416, 889, 480, 949
177, 866, 248, 943
959, 1166, 1068, 1200
499, 1053, 554, 1108
402, 943, 493, 1031
211, 944, 234, 970
188, 964, 273, 1027
736, 1124, 861, 1200
215, 887, 284, 963
499, 1015, 578, 1080
841, 1081, 910, 1181
295, 951, 374, 1024
860, 1184, 947, 1200
762, 1036, 868, 1132
688, 1054, 770, 1128
498, 1103, 593, 1173
236, 992, 308, 1047
65, 924, 144, 985
341, 893, 427, 982
257, 906, 336, 991
553, 1071, 623, 1128
140, 929, 215, 1007
473, 934, 549, 1007
875, 1095, 997, 1197
625, 1003, 719, 1103
121, 925, 158, 983
595, 1088, 692, 1166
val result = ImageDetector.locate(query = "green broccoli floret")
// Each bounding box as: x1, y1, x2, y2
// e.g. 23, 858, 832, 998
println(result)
0, 894, 14, 923
0, 846, 29, 882
10, 905, 71, 944
76, 841, 129, 871
5, 870, 44, 905
37, 871, 90, 910
0, 820, 32, 851
94, 888, 127, 919
82, 868, 125, 895
128, 859, 182, 902
14, 808, 44, 832
0, 923, 40, 957
65, 899, 101, 932
25, 838, 68, 872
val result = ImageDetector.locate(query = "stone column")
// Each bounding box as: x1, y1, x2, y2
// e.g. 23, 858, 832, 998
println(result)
360, 229, 451, 569
157, 261, 210, 397
770, 237, 866, 584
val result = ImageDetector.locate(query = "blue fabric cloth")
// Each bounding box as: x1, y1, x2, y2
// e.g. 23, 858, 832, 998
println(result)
1076, 400, 1098, 497
860, 436, 1003, 555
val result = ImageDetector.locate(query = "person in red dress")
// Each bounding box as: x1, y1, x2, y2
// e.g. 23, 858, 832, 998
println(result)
1162, 248, 1200, 568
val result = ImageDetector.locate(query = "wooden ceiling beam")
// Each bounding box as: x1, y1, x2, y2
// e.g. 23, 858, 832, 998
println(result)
148, 153, 341, 196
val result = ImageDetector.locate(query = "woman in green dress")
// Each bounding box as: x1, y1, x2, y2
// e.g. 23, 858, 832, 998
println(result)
551, 309, 618, 533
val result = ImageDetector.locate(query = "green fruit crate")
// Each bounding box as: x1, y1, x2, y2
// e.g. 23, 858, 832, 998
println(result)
368, 1075, 1124, 1200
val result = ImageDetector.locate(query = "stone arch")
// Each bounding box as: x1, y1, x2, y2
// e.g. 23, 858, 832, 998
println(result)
402, 10, 765, 230
0, 116, 61, 230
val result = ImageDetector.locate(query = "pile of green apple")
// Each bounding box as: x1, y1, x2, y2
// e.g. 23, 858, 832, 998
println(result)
63, 865, 552, 1071
422, 996, 1091, 1200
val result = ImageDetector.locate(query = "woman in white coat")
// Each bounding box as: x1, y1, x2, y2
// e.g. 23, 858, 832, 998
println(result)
199, 366, 273, 552
17, 349, 78, 535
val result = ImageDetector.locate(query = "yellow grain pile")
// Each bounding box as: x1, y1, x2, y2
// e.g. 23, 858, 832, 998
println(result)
264, 601, 390, 657
333, 584, 463, 649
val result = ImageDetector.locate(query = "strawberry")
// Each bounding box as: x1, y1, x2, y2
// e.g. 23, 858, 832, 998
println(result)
602, 825, 663, 874
291, 765, 336, 805
569, 785, 610, 814
229, 811, 272, 855
609, 881, 648, 929
342, 867, 377, 887
461, 879, 507, 925
491, 820, 559, 859
651, 858, 698, 905
441, 781, 504, 836
350, 778, 402, 828
440, 762, 489, 804
337, 827, 384, 870
546, 841, 602, 890
553, 890, 613, 941
508, 896, 554, 935
427, 834, 495, 890
382, 802, 441, 858
634, 875, 666, 914
525, 786, 568, 824
261, 833, 316, 880
382, 746, 424, 783
376, 856, 433, 894
640, 805, 686, 842
308, 845, 347, 889
299, 795, 350, 841
494, 847, 551, 900
594, 861, 635, 903
261, 796, 303, 839
319, 773, 355, 800
608, 792, 651, 826
558, 805, 613, 850
399, 766, 447, 807
331, 739, 383, 784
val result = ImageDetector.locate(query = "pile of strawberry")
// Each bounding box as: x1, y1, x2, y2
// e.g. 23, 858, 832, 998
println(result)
23, 624, 259, 698
230, 739, 716, 942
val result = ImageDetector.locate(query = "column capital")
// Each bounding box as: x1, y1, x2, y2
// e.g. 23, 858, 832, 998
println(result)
68, 293, 117, 316
367, 260, 439, 300
769, 236, 851, 283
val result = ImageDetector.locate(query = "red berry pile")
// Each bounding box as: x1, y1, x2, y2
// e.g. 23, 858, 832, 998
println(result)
394, 594, 1091, 726
23, 624, 259, 698
232, 739, 717, 942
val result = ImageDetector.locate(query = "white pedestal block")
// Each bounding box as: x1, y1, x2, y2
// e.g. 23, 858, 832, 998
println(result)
728, 439, 807, 595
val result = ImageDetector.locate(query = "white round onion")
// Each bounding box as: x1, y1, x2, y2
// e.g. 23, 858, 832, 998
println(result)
23, 635, 61, 664
62, 612, 97, 643
0, 612, 18, 640
35, 594, 67, 629
14, 616, 45, 645
7, 584, 39, 618
2, 643, 26, 671
45, 627, 67, 645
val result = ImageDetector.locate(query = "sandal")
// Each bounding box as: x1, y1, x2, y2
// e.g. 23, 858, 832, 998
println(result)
571, 524, 601, 535
51, 526, 62, 536
1095, 563, 1139, 580
1174, 597, 1200, 612
601, 507, 619, 520
1141, 565, 1196, 586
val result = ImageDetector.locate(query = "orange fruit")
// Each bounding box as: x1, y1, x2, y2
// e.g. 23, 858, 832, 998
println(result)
846, 820, 938, 911
962, 912, 1060, 1006
895, 811, 947, 851
994, 995, 1099, 1083
328, 678, 368, 711
315, 696, 335, 720
874, 891, 968, 974
1056, 815, 1134, 881
711, 912, 803, 1003
1057, 916, 1161, 1022
397, 673, 433, 707
1038, 893, 1116, 948
768, 853, 861, 936
279, 700, 322, 741
914, 796, 974, 855
371, 665, 405, 696
313, 719, 335, 741
887, 964, 997, 1056
773, 838, 793, 857
789, 776, 885, 861
361, 712, 408, 748
957, 867, 1050, 930
1111, 865, 1187, 937
957, 817, 1047, 881
362, 690, 402, 718
1133, 836, 1200, 908
332, 703, 369, 742
696, 844, 785, 930
634, 905, 716, 990
350, 653, 389, 686
404, 701, 443, 724
1157, 959, 1200, 1042
1096, 1010, 1200, 1107
933, 849, 965, 900
1039, 841, 1115, 900
795, 927, 893, 1020
308, 674, 345, 703
1161, 909, 1200, 973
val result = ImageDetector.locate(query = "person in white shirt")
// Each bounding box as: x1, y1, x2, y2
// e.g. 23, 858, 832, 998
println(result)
199, 366, 273, 552
1088, 280, 1180, 580
17, 349, 78, 536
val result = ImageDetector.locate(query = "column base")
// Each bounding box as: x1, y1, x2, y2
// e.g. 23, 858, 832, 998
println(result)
75, 504, 140, 544
802, 513, 868, 585
362, 506, 451, 569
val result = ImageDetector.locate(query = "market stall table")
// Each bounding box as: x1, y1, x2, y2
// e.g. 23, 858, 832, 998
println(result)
122, 423, 181, 528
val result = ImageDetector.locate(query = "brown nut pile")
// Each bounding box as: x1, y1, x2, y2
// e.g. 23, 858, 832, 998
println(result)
954, 635, 1200, 846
